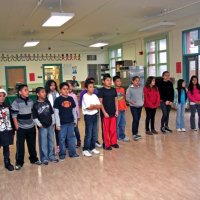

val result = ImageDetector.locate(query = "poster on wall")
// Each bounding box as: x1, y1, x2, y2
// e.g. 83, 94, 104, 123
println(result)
72, 66, 77, 74
29, 73, 35, 82
176, 62, 182, 73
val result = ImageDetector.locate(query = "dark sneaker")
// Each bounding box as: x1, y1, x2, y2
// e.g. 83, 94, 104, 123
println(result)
42, 160, 48, 165
70, 153, 80, 158
105, 146, 112, 150
152, 130, 158, 134
112, 144, 119, 148
161, 127, 167, 133
165, 127, 172, 132
34, 160, 42, 165
146, 130, 153, 135
50, 158, 59, 163
5, 163, 14, 171
59, 156, 66, 161
15, 165, 22, 170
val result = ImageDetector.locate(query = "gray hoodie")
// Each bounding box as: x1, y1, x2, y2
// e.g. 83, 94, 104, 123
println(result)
126, 85, 144, 107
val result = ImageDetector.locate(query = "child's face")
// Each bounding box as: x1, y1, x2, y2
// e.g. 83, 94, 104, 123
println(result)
132, 78, 140, 87
87, 84, 94, 94
50, 82, 56, 92
61, 85, 69, 96
192, 78, 197, 85
114, 79, 121, 87
151, 79, 155, 86
103, 78, 112, 87
37, 89, 46, 100
0, 93, 6, 104
182, 81, 185, 88
19, 87, 29, 97
163, 73, 170, 81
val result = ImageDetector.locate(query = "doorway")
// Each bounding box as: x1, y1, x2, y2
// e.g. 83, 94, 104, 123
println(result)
43, 64, 63, 87
5, 66, 27, 95
87, 64, 98, 84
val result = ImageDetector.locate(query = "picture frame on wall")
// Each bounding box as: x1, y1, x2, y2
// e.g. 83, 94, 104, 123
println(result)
72, 66, 77, 74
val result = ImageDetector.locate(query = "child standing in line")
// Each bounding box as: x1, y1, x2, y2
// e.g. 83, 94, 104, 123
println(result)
45, 80, 60, 154
143, 76, 160, 135
68, 82, 81, 147
158, 71, 174, 133
82, 80, 102, 157
32, 87, 59, 165
54, 82, 79, 160
113, 75, 130, 142
126, 76, 144, 141
11, 84, 41, 170
174, 79, 188, 132
187, 75, 200, 131
80, 77, 102, 148
98, 73, 119, 150
0, 89, 14, 171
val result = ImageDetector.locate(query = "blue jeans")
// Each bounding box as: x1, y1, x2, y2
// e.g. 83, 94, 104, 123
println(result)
117, 110, 126, 139
160, 102, 171, 128
59, 123, 76, 158
176, 104, 186, 129
190, 104, 200, 129
130, 107, 142, 135
83, 114, 98, 151
38, 126, 55, 162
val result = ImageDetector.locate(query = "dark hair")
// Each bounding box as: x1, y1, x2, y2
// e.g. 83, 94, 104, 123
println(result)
103, 73, 111, 81
36, 87, 45, 94
85, 80, 94, 88
162, 71, 169, 77
113, 75, 121, 82
17, 84, 28, 97
132, 76, 140, 82
188, 75, 200, 94
60, 82, 69, 90
45, 80, 58, 94
86, 77, 95, 82
145, 76, 157, 89
177, 79, 187, 103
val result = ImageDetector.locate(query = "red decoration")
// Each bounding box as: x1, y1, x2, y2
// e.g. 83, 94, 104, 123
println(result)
176, 62, 182, 73
29, 73, 35, 82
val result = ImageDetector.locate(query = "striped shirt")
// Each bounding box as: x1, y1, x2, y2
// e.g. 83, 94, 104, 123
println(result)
11, 97, 35, 129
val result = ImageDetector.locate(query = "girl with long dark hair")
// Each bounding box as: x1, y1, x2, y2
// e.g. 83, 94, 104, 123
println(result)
187, 75, 200, 131
143, 76, 160, 135
174, 79, 187, 132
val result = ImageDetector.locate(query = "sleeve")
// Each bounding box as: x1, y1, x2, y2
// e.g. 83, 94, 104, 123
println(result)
79, 90, 84, 107
54, 109, 60, 127
156, 89, 160, 107
48, 101, 54, 115
32, 104, 38, 119
53, 98, 59, 109
187, 90, 196, 103
33, 119, 42, 127
126, 88, 131, 103
72, 108, 77, 124
11, 100, 19, 118
114, 88, 117, 97
74, 95, 80, 118
95, 95, 101, 105
98, 88, 103, 98
170, 83, 174, 102
174, 89, 178, 106
82, 95, 90, 110
71, 98, 76, 108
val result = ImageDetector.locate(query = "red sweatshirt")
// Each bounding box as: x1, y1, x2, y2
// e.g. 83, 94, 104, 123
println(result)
144, 86, 160, 108
187, 86, 200, 103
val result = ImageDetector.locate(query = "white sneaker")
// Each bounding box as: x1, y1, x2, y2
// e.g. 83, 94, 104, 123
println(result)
123, 136, 130, 142
82, 150, 92, 157
181, 128, 186, 132
91, 149, 100, 155
177, 128, 182, 132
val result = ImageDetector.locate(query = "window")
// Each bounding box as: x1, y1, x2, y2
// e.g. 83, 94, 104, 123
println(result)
146, 36, 168, 76
109, 46, 122, 76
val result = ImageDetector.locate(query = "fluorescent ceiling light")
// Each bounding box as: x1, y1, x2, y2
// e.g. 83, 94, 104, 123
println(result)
24, 41, 39, 47
90, 42, 108, 47
42, 12, 75, 27
138, 22, 176, 32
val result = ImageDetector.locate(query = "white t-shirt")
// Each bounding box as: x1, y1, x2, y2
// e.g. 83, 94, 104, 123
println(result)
82, 93, 101, 115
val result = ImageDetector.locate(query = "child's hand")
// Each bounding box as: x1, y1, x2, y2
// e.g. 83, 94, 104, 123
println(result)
115, 111, 118, 117
56, 126, 61, 131
74, 122, 77, 127
131, 100, 136, 105
169, 101, 173, 106
165, 101, 169, 105
104, 112, 109, 118
15, 124, 19, 131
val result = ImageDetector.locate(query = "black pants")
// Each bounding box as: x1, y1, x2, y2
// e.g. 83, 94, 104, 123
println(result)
55, 128, 59, 146
1, 145, 10, 166
16, 127, 39, 166
160, 102, 171, 128
145, 108, 156, 131
130, 107, 142, 135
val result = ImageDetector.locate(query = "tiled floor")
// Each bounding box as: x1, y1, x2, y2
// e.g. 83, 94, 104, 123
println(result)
0, 108, 200, 200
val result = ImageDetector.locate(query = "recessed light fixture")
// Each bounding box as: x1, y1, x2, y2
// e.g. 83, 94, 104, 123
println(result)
42, 12, 75, 27
90, 42, 109, 48
24, 41, 40, 47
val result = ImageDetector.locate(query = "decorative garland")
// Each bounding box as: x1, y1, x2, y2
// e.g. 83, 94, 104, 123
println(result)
0, 53, 81, 62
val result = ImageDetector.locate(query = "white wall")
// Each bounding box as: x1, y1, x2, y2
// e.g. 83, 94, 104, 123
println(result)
0, 51, 108, 90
